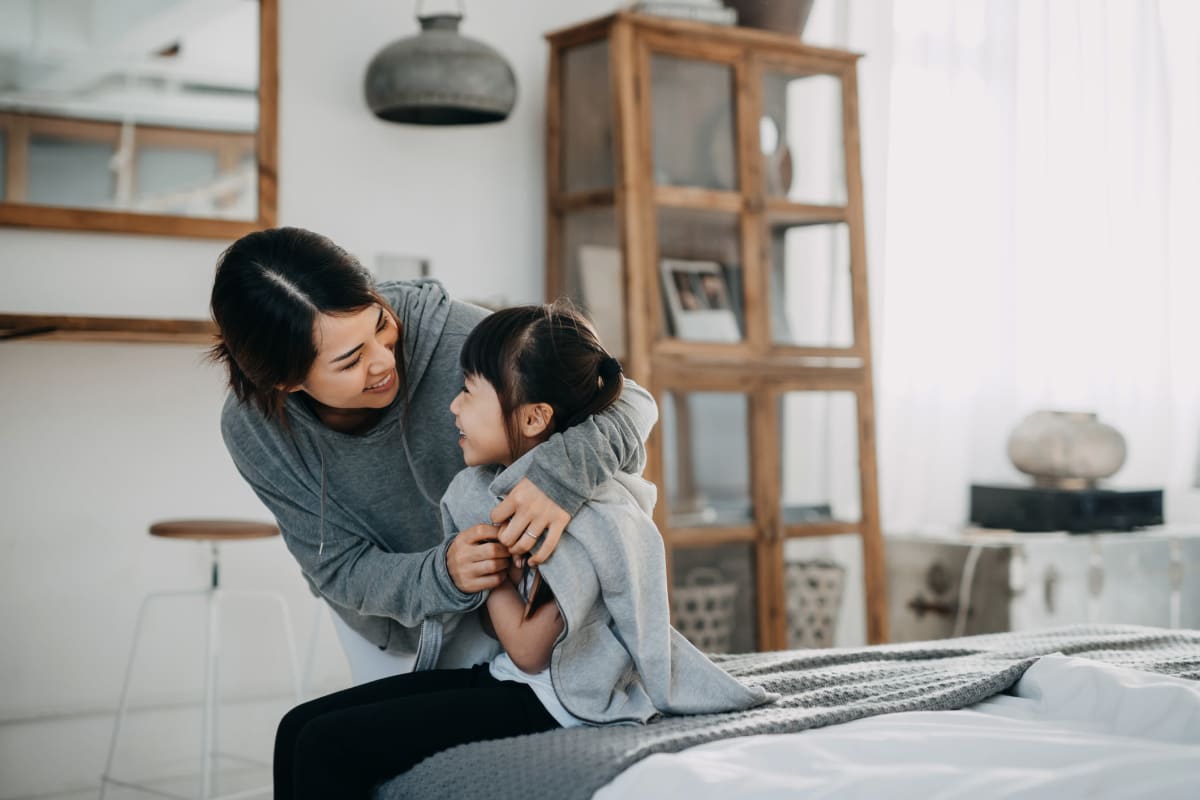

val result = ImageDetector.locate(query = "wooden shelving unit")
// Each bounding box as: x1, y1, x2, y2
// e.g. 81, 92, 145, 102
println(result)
545, 12, 888, 648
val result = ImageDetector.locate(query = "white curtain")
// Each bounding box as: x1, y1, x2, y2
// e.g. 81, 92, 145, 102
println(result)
816, 0, 1200, 533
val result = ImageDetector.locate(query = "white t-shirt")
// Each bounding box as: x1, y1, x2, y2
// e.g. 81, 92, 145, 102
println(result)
487, 571, 585, 728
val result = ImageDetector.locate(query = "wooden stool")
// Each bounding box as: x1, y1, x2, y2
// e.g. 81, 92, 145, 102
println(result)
100, 520, 302, 800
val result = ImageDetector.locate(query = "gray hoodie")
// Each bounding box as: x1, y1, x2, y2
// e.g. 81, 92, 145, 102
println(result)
427, 452, 777, 724
220, 279, 658, 655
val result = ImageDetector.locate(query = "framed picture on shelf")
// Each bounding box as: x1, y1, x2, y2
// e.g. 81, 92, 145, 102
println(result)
659, 258, 741, 343
577, 245, 627, 359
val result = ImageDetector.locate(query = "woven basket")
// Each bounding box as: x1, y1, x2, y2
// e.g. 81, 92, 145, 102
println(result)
671, 566, 738, 653
784, 559, 845, 648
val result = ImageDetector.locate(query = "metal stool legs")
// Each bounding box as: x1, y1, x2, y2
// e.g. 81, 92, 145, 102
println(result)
99, 588, 201, 799
100, 543, 302, 800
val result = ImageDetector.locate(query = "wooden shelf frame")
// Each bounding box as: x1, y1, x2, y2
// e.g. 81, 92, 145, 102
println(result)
545, 13, 888, 647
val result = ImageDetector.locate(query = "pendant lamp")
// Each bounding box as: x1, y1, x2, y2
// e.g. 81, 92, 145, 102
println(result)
363, 1, 517, 125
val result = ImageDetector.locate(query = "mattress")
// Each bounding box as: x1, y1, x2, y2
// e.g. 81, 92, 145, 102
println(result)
595, 654, 1200, 799
377, 626, 1200, 800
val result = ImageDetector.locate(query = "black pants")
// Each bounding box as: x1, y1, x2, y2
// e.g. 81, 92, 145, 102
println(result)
274, 663, 560, 800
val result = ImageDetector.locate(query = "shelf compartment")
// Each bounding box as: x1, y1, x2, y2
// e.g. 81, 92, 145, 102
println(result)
661, 390, 754, 530
555, 206, 626, 360
560, 39, 616, 194
655, 206, 745, 345
759, 68, 847, 206
767, 220, 856, 350
779, 389, 863, 526
649, 53, 739, 192
671, 541, 760, 653
783, 533, 864, 648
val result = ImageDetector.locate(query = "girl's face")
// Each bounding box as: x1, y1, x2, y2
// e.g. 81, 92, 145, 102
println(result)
291, 304, 401, 410
450, 374, 512, 466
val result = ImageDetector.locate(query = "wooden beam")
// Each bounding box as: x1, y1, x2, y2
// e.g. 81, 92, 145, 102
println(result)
654, 185, 743, 213
0, 314, 215, 345
668, 525, 758, 547
552, 189, 617, 211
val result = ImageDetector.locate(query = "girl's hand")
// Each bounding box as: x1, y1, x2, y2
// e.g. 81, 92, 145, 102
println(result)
505, 559, 524, 587
447, 523, 509, 593
490, 478, 570, 566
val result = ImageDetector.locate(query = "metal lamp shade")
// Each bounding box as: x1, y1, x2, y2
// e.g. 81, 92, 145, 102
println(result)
364, 14, 517, 125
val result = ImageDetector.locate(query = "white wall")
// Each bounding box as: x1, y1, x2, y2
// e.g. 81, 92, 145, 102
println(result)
0, 2, 617, 797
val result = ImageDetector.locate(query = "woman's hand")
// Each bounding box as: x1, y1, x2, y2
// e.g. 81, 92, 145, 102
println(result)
446, 523, 509, 593
490, 478, 570, 567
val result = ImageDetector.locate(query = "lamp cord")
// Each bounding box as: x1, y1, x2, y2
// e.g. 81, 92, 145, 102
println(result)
952, 544, 984, 638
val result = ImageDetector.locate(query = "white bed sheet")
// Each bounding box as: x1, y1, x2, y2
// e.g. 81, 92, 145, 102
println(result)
595, 654, 1200, 799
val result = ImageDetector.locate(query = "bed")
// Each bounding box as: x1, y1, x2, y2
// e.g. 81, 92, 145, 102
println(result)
376, 625, 1200, 799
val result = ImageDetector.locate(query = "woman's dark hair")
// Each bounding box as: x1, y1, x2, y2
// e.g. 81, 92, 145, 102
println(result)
208, 226, 405, 420
460, 300, 624, 461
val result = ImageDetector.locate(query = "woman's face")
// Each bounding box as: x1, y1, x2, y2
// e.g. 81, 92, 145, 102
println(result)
292, 304, 401, 410
449, 374, 512, 466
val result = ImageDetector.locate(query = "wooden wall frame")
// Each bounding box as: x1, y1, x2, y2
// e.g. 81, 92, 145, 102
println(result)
0, 0, 277, 240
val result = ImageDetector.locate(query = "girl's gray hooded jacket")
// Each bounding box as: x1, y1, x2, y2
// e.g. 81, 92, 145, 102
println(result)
220, 279, 658, 658
421, 452, 777, 725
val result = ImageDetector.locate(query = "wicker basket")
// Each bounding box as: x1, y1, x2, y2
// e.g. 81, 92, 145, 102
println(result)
784, 559, 845, 648
671, 566, 738, 653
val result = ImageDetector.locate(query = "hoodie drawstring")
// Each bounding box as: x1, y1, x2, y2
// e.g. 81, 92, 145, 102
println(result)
317, 440, 327, 558
402, 428, 440, 509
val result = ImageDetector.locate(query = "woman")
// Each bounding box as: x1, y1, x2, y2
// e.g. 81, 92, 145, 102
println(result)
210, 227, 657, 682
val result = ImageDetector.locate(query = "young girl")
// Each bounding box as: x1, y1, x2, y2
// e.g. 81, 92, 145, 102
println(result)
273, 303, 772, 800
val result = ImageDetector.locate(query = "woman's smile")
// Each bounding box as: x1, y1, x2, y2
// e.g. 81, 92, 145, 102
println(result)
364, 369, 395, 393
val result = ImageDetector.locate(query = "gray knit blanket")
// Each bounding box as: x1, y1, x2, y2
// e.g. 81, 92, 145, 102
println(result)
377, 625, 1200, 800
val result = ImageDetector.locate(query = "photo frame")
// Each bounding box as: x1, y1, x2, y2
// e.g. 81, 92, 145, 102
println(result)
659, 258, 742, 343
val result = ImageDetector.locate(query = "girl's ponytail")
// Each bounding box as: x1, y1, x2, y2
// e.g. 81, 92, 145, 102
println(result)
598, 356, 622, 382
563, 356, 624, 430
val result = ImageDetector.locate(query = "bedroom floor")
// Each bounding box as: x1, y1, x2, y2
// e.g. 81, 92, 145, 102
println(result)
0, 701, 280, 800
8, 766, 272, 800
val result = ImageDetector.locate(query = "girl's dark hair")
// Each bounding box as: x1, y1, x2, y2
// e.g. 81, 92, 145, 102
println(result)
208, 226, 405, 420
460, 300, 624, 461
